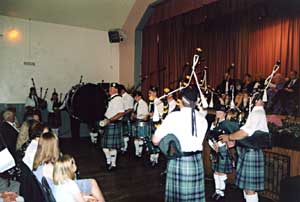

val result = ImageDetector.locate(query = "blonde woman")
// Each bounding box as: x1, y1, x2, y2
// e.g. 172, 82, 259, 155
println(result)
53, 155, 105, 202
33, 132, 104, 202
33, 132, 60, 181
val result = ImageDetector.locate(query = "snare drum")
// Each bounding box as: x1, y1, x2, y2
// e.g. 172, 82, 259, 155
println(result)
64, 83, 108, 123
132, 120, 151, 138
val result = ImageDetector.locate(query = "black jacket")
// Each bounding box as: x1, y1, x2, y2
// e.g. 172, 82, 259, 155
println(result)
0, 122, 19, 158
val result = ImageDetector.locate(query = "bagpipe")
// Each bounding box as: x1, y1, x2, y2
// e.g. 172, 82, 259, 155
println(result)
236, 130, 272, 149
31, 78, 48, 110
236, 60, 281, 149
155, 52, 209, 112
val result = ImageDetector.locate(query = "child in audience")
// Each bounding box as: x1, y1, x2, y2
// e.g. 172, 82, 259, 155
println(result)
33, 132, 105, 202
53, 154, 105, 202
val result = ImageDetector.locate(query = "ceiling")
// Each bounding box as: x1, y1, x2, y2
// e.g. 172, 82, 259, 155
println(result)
0, 0, 136, 31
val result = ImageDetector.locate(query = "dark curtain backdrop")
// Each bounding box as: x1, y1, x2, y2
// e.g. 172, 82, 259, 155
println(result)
141, 0, 300, 96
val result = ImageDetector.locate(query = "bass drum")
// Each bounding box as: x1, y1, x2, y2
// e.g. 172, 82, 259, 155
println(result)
65, 83, 107, 123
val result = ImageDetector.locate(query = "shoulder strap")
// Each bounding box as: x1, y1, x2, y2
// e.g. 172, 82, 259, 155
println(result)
109, 94, 121, 102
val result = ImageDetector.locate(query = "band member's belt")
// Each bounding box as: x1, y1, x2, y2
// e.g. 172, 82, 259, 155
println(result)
182, 150, 202, 156
134, 121, 149, 127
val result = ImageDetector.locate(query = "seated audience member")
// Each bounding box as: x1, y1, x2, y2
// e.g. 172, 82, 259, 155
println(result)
16, 120, 48, 170
0, 110, 19, 158
273, 70, 299, 115
266, 73, 285, 112
32, 110, 42, 122
53, 154, 105, 202
0, 133, 24, 202
242, 73, 253, 94
33, 132, 105, 201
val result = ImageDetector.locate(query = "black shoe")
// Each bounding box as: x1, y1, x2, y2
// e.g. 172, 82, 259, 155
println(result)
215, 194, 225, 201
106, 163, 112, 171
211, 192, 218, 199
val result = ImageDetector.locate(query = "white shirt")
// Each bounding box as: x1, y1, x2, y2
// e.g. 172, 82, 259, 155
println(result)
241, 106, 269, 136
22, 139, 38, 170
47, 100, 55, 113
154, 107, 208, 152
168, 99, 177, 114
53, 179, 81, 202
105, 93, 124, 119
150, 97, 164, 122
134, 99, 149, 120
122, 92, 134, 111
25, 96, 38, 107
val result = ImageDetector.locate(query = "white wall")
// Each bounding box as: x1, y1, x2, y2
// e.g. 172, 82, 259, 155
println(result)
0, 15, 119, 103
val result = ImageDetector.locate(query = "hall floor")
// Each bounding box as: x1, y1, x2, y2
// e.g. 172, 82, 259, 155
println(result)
60, 138, 273, 202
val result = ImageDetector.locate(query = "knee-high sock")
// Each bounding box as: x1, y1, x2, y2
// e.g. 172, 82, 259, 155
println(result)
103, 148, 111, 164
150, 154, 155, 162
123, 136, 129, 151
138, 140, 144, 155
214, 173, 220, 194
90, 132, 98, 143
151, 153, 159, 163
218, 174, 227, 196
245, 193, 258, 202
243, 190, 247, 199
110, 149, 117, 167
134, 139, 140, 155
155, 153, 159, 163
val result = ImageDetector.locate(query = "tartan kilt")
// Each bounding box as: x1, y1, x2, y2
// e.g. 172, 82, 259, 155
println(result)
166, 153, 205, 202
211, 145, 233, 173
47, 112, 61, 128
235, 146, 264, 191
132, 122, 152, 138
122, 120, 132, 137
101, 123, 124, 149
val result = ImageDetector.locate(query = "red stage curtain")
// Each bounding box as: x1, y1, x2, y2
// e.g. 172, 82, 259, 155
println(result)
141, 0, 300, 96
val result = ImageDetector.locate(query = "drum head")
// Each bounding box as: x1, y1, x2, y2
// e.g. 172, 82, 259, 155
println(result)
67, 83, 107, 123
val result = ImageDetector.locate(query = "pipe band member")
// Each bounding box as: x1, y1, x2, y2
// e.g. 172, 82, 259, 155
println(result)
119, 84, 134, 154
208, 104, 239, 201
152, 86, 208, 202
219, 92, 268, 202
131, 91, 149, 158
101, 82, 125, 171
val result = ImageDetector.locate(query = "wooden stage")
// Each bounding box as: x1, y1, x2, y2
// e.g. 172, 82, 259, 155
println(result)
60, 138, 273, 202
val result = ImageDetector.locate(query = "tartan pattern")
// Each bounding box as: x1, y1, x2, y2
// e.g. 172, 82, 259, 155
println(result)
166, 154, 205, 202
235, 146, 264, 191
101, 123, 124, 149
211, 145, 233, 173
122, 120, 132, 136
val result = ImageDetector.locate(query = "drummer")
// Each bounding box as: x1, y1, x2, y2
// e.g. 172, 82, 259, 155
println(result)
101, 82, 125, 171
131, 91, 149, 157
147, 86, 163, 167
118, 84, 134, 154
